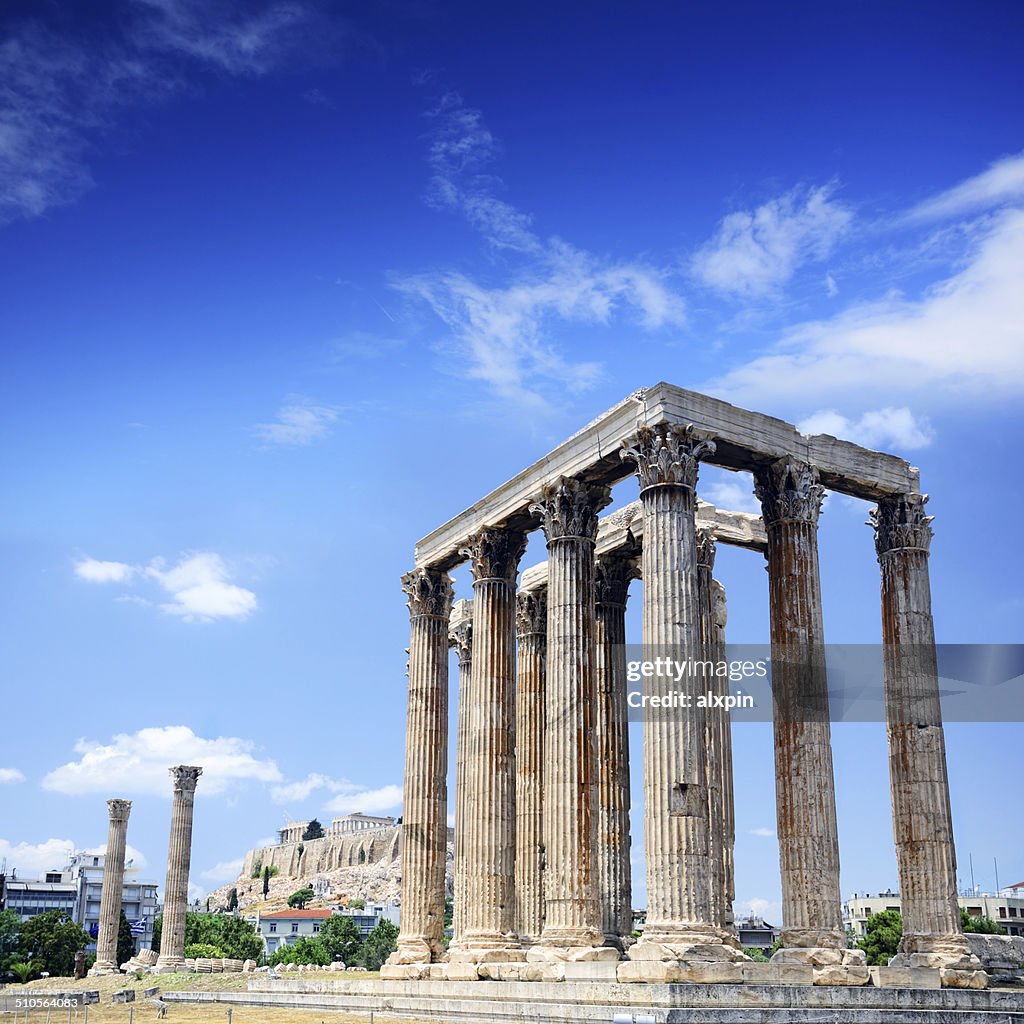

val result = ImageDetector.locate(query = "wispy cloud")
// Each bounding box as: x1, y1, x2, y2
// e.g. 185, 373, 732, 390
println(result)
0, 768, 26, 785
904, 151, 1024, 224
200, 857, 244, 883
42, 725, 282, 796
325, 784, 402, 815
691, 184, 852, 298
798, 407, 933, 451
400, 91, 684, 408
749, 827, 775, 838
708, 208, 1024, 410
74, 558, 136, 584
699, 469, 759, 515
253, 396, 340, 446
0, 1, 330, 224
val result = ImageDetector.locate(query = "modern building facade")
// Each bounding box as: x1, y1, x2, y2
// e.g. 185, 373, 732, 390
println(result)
845, 890, 1024, 939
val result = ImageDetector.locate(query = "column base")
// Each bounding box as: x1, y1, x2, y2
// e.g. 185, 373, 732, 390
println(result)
629, 924, 749, 963
152, 957, 186, 974
446, 933, 525, 964
88, 961, 118, 976
388, 937, 445, 966
890, 932, 982, 971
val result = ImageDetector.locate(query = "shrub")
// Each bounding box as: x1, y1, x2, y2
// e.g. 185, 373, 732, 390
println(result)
184, 943, 226, 959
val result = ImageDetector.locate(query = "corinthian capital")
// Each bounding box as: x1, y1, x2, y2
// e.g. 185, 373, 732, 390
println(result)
107, 799, 132, 822
754, 457, 825, 527
459, 527, 527, 582
870, 493, 933, 558
448, 619, 473, 663
620, 422, 716, 492
696, 527, 717, 570
516, 589, 548, 636
170, 766, 203, 795
595, 547, 640, 607
401, 567, 454, 618
529, 476, 611, 543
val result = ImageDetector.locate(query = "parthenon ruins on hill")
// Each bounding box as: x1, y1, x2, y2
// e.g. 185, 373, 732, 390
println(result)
384, 383, 985, 988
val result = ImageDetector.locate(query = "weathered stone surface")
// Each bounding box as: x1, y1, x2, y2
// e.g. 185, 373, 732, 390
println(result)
940, 968, 990, 989
156, 766, 202, 973
967, 933, 1024, 971
89, 798, 132, 976
813, 965, 870, 986
741, 962, 815, 986
868, 965, 942, 988
112, 989, 135, 1003
449, 599, 473, 947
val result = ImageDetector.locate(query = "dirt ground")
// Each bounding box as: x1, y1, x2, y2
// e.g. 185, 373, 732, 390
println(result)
0, 973, 443, 1024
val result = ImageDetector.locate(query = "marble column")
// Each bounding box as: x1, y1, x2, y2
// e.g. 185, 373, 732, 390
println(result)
392, 567, 453, 964
754, 457, 847, 958
621, 424, 737, 961
514, 587, 547, 945
155, 766, 202, 973
711, 578, 737, 930
449, 527, 527, 961
594, 547, 638, 950
91, 799, 132, 974
530, 476, 611, 951
696, 530, 735, 933
872, 494, 978, 971
449, 603, 473, 947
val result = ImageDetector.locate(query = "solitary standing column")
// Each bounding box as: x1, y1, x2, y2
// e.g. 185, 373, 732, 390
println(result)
449, 527, 527, 962
754, 457, 848, 961
155, 766, 203, 972
696, 530, 733, 934
621, 424, 737, 962
872, 494, 979, 973
515, 587, 547, 945
390, 567, 453, 966
594, 547, 639, 949
449, 601, 473, 947
531, 476, 611, 952
90, 799, 132, 975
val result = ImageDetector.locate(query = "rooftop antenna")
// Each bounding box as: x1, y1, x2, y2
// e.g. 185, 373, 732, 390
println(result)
970, 853, 976, 894
995, 857, 1001, 896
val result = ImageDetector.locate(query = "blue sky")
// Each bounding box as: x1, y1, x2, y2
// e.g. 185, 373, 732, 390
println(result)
2, 1, 1022, 922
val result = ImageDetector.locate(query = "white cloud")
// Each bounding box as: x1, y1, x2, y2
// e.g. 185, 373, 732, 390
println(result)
252, 396, 340, 447
692, 184, 852, 297
402, 93, 685, 408
74, 558, 136, 583
0, 3, 325, 224
80, 843, 150, 870
699, 471, 759, 515
146, 552, 257, 621
708, 208, 1024, 409
325, 784, 403, 815
825, 273, 838, 297
749, 827, 775, 838
200, 858, 244, 883
905, 151, 1024, 224
269, 773, 359, 805
0, 839, 76, 877
42, 725, 282, 797
0, 768, 26, 784
798, 407, 933, 451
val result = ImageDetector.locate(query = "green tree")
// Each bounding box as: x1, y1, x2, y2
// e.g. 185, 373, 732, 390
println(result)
251, 859, 262, 879
0, 908, 21, 976
359, 919, 398, 972
302, 819, 325, 841
960, 907, 1005, 934
9, 961, 37, 983
318, 915, 361, 965
116, 910, 136, 967
857, 910, 903, 966
263, 866, 271, 900
217, 916, 263, 962
184, 943, 226, 959
347, 898, 366, 911
288, 887, 315, 909
269, 936, 328, 966
17, 911, 90, 977
227, 888, 238, 912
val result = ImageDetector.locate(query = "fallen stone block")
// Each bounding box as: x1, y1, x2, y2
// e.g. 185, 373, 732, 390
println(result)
868, 965, 941, 989
940, 968, 989, 989
112, 989, 135, 1003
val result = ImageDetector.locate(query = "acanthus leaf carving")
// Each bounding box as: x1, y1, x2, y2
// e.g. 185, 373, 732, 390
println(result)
753, 457, 825, 527
515, 589, 548, 636
459, 527, 527, 582
620, 422, 716, 492
401, 567, 454, 618
870, 492, 934, 557
529, 476, 611, 543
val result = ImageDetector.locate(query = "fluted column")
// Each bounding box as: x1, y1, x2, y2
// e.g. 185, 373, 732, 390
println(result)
594, 548, 638, 949
530, 476, 611, 950
90, 799, 131, 974
872, 494, 978, 971
514, 587, 547, 945
696, 531, 736, 934
621, 424, 737, 960
449, 602, 473, 946
155, 766, 202, 972
392, 567, 453, 964
712, 578, 737, 930
754, 457, 846, 957
449, 527, 527, 961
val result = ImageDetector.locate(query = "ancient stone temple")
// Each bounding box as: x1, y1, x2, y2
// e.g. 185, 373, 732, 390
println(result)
385, 383, 983, 990
90, 798, 132, 976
